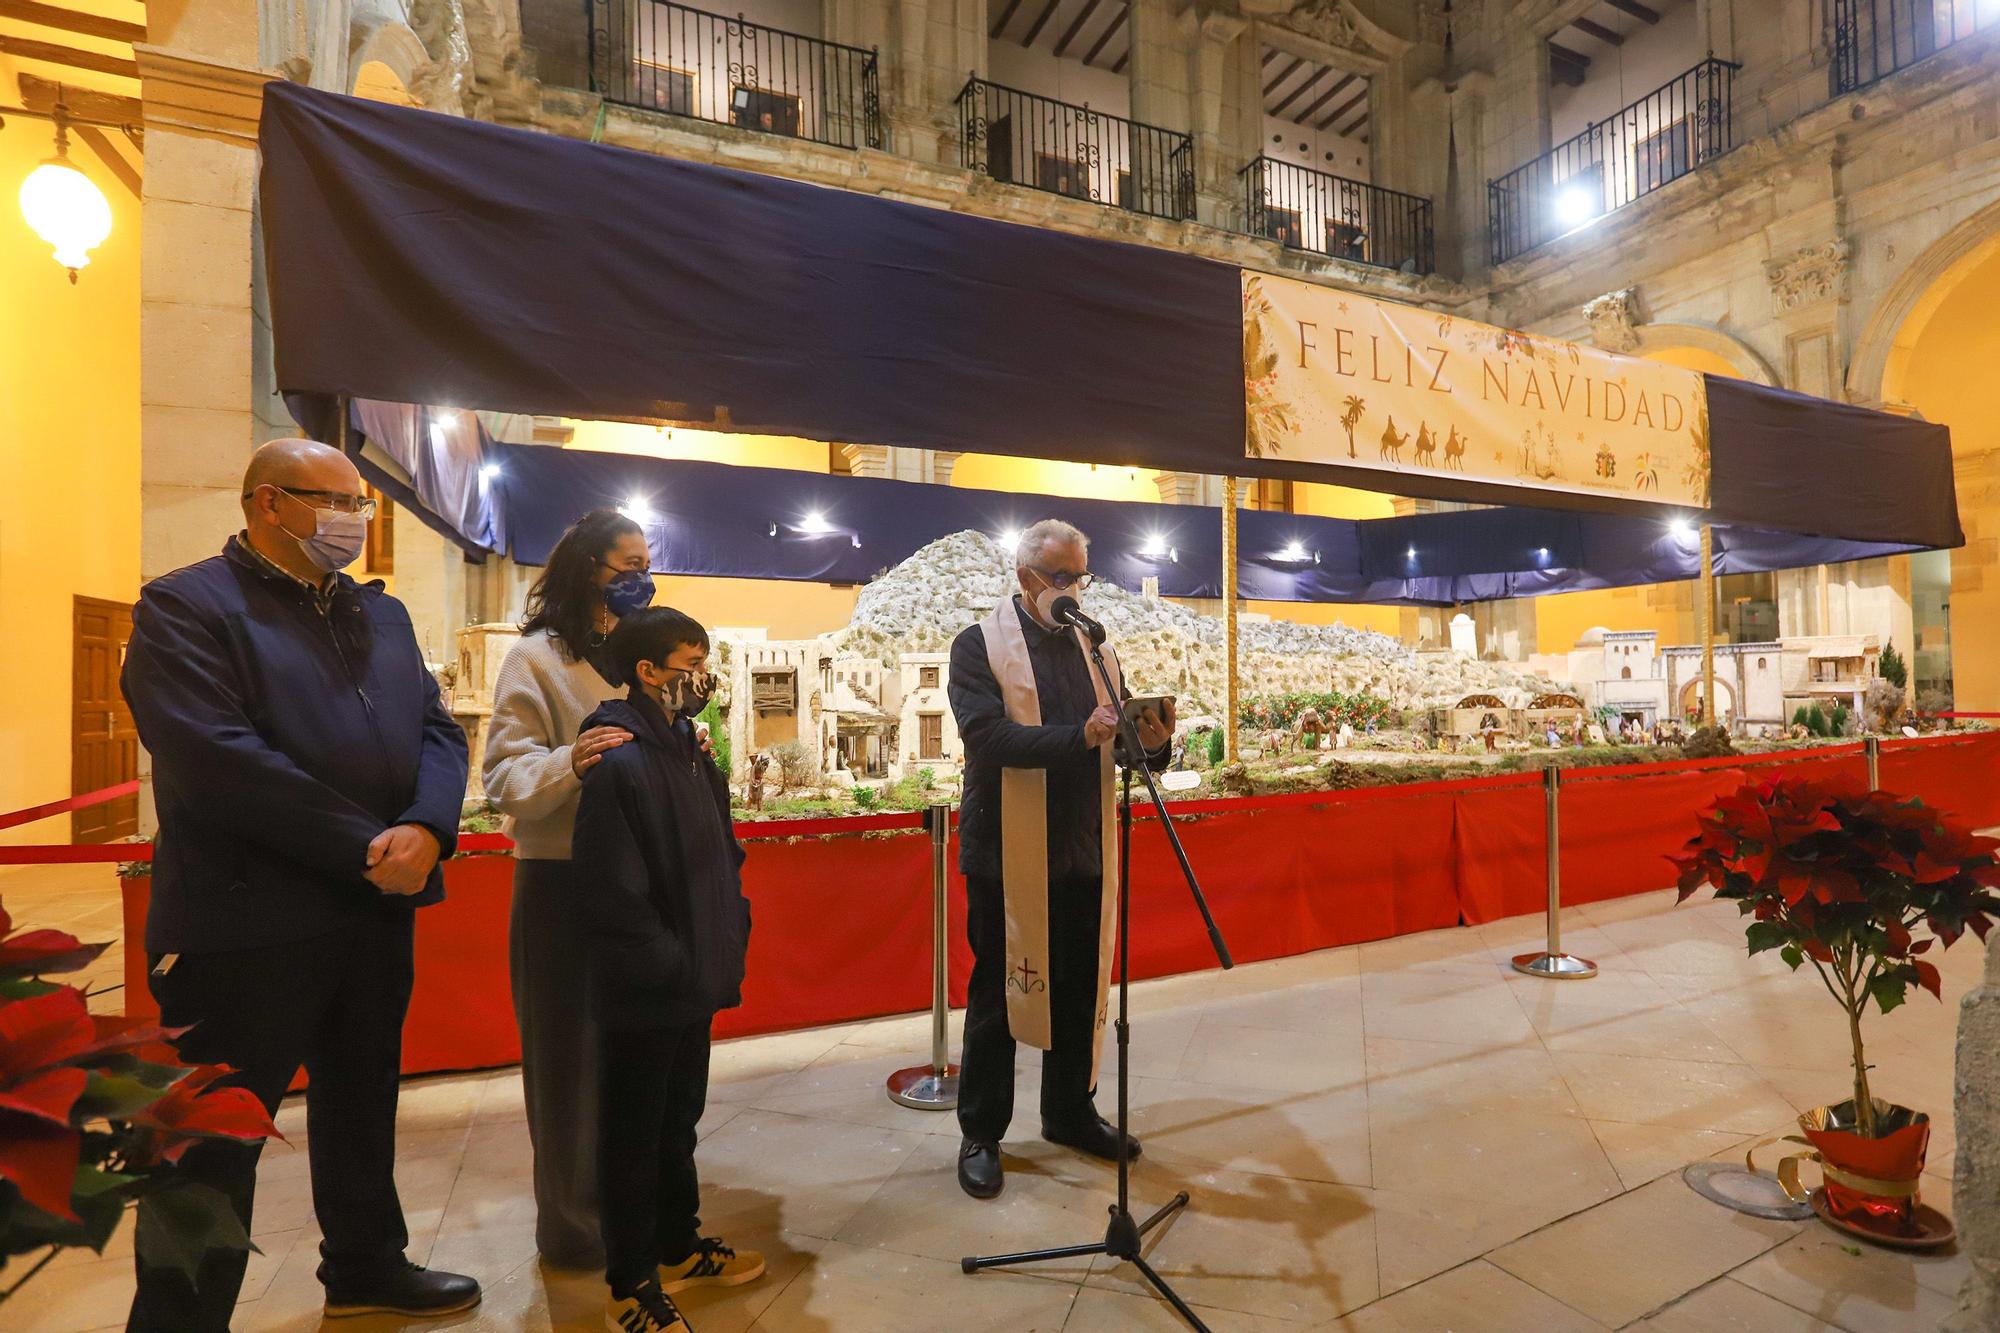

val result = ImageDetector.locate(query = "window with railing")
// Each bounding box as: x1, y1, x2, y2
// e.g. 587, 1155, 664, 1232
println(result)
1831, 0, 1997, 95
590, 0, 882, 150
957, 77, 1194, 221
1239, 157, 1434, 274
1488, 56, 1739, 266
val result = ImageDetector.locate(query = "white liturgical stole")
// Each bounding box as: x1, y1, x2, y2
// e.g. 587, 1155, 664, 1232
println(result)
978, 597, 1121, 1085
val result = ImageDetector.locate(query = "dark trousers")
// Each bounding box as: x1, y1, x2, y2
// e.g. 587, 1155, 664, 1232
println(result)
511, 859, 604, 1267
127, 911, 415, 1333
957, 872, 1103, 1144
598, 1019, 713, 1295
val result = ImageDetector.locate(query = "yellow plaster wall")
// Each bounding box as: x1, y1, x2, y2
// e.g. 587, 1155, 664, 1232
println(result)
1895, 243, 2000, 710
949, 453, 1163, 503
0, 118, 141, 843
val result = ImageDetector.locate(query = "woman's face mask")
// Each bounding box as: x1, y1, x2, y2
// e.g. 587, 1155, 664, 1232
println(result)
601, 567, 657, 618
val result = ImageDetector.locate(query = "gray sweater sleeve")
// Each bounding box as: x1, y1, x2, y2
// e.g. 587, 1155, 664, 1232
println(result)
482, 638, 586, 823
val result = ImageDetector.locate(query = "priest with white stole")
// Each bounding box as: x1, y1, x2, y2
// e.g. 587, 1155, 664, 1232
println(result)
947, 519, 1175, 1199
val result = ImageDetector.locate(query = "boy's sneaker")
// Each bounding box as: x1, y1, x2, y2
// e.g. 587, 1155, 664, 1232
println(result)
605, 1279, 690, 1333
659, 1237, 766, 1292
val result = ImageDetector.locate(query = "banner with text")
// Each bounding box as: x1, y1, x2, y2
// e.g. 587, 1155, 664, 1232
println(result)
1243, 273, 1711, 508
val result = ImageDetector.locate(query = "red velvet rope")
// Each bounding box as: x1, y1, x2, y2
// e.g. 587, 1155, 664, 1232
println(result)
0, 780, 140, 832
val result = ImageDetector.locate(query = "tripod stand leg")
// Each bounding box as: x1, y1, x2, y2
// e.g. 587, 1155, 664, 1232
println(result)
1133, 1191, 1191, 1238
959, 1240, 1107, 1274
1131, 1255, 1212, 1333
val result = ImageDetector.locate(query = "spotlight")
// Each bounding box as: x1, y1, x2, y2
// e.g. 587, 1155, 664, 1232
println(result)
1406, 545, 1418, 560
998, 528, 1022, 552
800, 511, 834, 534
1138, 532, 1169, 558
434, 409, 460, 428
1554, 184, 1600, 229
480, 463, 502, 481
620, 496, 653, 523
1277, 541, 1311, 563
1670, 518, 1696, 540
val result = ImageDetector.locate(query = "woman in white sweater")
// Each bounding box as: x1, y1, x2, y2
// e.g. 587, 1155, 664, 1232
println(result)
482, 508, 660, 1270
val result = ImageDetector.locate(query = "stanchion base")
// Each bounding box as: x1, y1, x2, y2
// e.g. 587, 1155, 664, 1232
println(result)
887, 1064, 960, 1110
1512, 951, 1598, 980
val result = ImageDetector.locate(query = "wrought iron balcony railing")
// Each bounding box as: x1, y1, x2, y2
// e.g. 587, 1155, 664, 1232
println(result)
1487, 56, 1740, 266
590, 0, 882, 151
956, 77, 1194, 222
1831, 0, 1996, 96
1239, 157, 1435, 274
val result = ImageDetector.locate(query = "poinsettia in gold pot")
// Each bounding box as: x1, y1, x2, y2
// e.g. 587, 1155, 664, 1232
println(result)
1673, 776, 2000, 1244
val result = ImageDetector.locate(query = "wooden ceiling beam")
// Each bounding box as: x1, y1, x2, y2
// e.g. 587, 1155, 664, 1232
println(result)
1053, 0, 1104, 57
1262, 56, 1304, 98
1315, 87, 1367, 130
1082, 6, 1127, 66
988, 0, 1026, 38
1297, 71, 1357, 124
1548, 41, 1591, 69
0, 33, 138, 78
1021, 0, 1065, 48
0, 0, 145, 44
1111, 48, 1127, 74
1270, 66, 1324, 117
1571, 15, 1624, 45
1334, 108, 1369, 137
18, 73, 142, 125
73, 123, 139, 197
1606, 0, 1659, 23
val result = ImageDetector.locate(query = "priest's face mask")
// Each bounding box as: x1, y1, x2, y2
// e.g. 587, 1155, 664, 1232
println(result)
1017, 538, 1092, 629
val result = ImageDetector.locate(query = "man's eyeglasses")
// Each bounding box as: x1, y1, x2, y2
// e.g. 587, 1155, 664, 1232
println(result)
261, 486, 378, 519
1028, 566, 1094, 591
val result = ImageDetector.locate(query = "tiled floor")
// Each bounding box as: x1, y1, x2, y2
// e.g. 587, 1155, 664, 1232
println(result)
0, 863, 1974, 1331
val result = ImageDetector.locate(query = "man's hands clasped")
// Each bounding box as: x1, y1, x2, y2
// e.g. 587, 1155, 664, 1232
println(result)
366, 824, 442, 896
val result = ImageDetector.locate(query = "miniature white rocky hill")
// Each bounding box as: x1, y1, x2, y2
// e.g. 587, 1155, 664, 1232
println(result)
826, 531, 1567, 716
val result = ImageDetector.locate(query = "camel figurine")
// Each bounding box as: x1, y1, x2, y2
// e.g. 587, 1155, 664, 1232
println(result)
1379, 417, 1408, 462
1411, 422, 1437, 467
1442, 425, 1467, 471
1291, 707, 1333, 753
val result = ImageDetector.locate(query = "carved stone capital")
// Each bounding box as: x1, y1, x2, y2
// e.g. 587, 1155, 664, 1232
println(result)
134, 46, 279, 144
1765, 239, 1851, 315
1267, 0, 1411, 60
1582, 287, 1643, 353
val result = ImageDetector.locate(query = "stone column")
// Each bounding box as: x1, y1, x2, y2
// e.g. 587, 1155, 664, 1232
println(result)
841, 444, 961, 482
878, 0, 985, 164
1177, 4, 1248, 229
1949, 929, 2000, 1331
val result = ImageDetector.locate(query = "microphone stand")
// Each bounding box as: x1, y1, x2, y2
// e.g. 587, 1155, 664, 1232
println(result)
961, 623, 1233, 1332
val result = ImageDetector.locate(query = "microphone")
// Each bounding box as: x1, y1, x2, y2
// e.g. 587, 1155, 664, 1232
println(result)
1049, 594, 1106, 645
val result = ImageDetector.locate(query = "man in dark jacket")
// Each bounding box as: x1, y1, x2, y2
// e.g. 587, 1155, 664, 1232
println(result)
572, 606, 762, 1333
948, 519, 1173, 1200
120, 438, 479, 1330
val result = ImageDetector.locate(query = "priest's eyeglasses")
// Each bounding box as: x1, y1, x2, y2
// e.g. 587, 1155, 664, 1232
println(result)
1028, 566, 1094, 591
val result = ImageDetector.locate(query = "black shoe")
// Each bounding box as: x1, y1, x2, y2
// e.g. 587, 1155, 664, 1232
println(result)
1042, 1115, 1142, 1163
320, 1259, 482, 1318
958, 1137, 1003, 1199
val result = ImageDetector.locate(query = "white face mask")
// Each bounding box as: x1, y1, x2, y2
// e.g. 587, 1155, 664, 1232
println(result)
291, 507, 368, 573
1023, 570, 1065, 627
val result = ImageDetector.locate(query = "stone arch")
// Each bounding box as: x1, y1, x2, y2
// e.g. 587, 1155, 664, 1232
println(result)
1848, 196, 2000, 407
1631, 322, 1779, 387
349, 16, 432, 102
1679, 675, 1734, 722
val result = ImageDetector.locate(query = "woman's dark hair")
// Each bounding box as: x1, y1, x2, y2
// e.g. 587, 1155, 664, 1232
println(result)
608, 606, 710, 686
521, 508, 644, 661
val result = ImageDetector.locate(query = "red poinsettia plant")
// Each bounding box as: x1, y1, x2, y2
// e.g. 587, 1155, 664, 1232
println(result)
0, 900, 278, 1305
1672, 778, 2000, 1138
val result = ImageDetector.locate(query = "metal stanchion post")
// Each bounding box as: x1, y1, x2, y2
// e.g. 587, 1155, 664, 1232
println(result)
1512, 767, 1597, 980
888, 801, 959, 1109
1865, 734, 1880, 792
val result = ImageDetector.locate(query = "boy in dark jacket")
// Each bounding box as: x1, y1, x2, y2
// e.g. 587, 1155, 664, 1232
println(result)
573, 607, 761, 1333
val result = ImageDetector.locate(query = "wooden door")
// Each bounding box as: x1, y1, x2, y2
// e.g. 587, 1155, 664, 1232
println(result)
919, 713, 943, 760
72, 596, 138, 843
